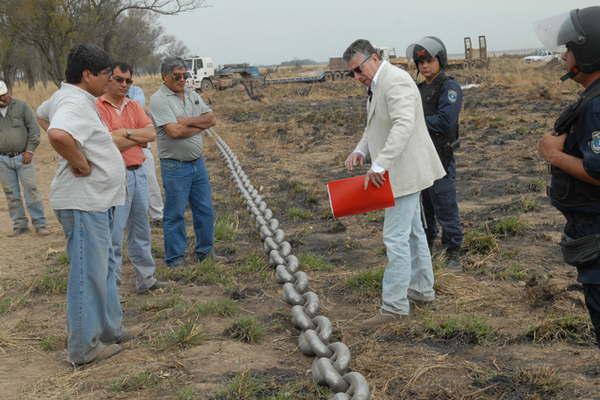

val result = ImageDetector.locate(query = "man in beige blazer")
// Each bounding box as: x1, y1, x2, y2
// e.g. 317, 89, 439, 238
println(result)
343, 39, 446, 326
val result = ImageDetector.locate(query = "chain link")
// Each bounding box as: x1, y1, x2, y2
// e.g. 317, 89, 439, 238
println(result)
210, 130, 371, 400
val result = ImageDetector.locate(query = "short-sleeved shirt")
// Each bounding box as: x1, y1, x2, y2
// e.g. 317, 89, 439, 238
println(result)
96, 95, 153, 167
37, 83, 126, 212
149, 84, 212, 161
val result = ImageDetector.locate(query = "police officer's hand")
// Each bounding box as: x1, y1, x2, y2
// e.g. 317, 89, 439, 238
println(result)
345, 152, 364, 171
22, 151, 33, 164
538, 132, 566, 164
364, 170, 385, 190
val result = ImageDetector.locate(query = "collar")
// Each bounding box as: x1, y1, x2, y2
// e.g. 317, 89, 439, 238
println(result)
160, 84, 187, 97
583, 77, 600, 95
371, 60, 387, 90
99, 94, 130, 110
62, 82, 97, 103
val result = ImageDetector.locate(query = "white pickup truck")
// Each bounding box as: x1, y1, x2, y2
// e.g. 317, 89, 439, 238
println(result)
523, 49, 560, 63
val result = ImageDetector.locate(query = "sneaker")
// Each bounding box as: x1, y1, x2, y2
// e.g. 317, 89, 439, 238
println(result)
407, 289, 435, 303
8, 227, 29, 237
363, 310, 405, 328
36, 227, 51, 236
136, 280, 169, 294
71, 342, 122, 365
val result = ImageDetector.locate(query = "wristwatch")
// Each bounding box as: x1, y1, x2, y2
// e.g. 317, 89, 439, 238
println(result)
126, 130, 132, 139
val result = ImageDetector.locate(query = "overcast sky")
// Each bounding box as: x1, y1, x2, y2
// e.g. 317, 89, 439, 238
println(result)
160, 1, 599, 65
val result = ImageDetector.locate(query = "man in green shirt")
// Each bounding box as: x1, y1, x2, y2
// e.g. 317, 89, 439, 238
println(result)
0, 80, 48, 236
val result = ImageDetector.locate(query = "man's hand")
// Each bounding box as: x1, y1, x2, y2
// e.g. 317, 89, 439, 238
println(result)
364, 170, 386, 190
22, 151, 33, 164
345, 152, 365, 171
71, 160, 91, 177
538, 132, 566, 164
112, 128, 128, 138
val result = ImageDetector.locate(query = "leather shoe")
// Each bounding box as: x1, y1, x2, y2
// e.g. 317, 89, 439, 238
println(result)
363, 310, 405, 328
136, 280, 169, 294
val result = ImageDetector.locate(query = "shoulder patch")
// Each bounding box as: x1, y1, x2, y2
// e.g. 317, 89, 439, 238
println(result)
592, 131, 600, 154
448, 90, 458, 104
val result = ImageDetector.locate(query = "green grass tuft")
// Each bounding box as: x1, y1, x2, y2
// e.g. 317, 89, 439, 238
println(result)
224, 317, 265, 344
156, 320, 205, 350
288, 207, 312, 220
424, 315, 495, 344
463, 229, 499, 255
215, 213, 240, 242
298, 252, 335, 272
490, 217, 529, 237
497, 263, 529, 281
33, 267, 68, 295
39, 335, 66, 351
109, 370, 161, 392
156, 259, 232, 286
345, 268, 384, 298
194, 299, 239, 317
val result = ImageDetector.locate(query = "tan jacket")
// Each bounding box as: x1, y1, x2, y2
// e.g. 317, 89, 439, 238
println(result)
355, 62, 445, 197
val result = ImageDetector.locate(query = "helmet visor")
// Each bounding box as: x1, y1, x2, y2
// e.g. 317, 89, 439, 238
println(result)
534, 11, 584, 51
406, 37, 445, 62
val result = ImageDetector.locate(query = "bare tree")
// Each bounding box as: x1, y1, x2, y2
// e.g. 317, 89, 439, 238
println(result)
0, 0, 208, 86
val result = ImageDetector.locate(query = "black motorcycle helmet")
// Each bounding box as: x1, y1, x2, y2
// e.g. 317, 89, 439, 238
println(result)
406, 36, 448, 69
535, 6, 600, 80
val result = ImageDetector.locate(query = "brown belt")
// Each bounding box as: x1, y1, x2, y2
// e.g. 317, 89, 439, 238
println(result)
127, 165, 142, 171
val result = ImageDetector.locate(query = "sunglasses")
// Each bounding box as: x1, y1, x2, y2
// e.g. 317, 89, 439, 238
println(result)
172, 72, 190, 81
112, 76, 133, 85
350, 56, 372, 78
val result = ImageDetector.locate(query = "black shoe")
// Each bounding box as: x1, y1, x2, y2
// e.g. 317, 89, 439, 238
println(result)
445, 248, 462, 270
8, 227, 29, 237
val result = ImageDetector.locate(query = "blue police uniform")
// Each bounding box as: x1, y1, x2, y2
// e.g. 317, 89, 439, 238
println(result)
550, 77, 600, 345
418, 72, 464, 252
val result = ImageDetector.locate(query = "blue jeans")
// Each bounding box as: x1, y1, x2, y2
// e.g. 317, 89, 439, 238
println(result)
56, 209, 123, 364
160, 158, 214, 266
421, 159, 463, 250
0, 154, 46, 230
381, 192, 435, 315
110, 168, 157, 291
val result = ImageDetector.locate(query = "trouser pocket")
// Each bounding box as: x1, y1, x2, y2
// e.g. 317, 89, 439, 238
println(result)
560, 234, 600, 267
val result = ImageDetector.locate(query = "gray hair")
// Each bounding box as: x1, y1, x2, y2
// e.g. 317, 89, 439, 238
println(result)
160, 56, 187, 76
343, 39, 378, 62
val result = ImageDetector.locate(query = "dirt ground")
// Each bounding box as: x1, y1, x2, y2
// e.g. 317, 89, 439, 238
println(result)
1, 58, 600, 399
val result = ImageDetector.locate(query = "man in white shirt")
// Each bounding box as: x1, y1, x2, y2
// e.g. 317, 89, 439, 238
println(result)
37, 44, 128, 365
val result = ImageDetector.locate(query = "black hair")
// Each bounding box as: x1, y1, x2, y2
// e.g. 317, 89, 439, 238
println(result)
112, 61, 134, 76
65, 44, 113, 84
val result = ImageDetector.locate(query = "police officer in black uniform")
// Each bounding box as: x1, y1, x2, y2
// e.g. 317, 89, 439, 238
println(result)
407, 37, 464, 268
536, 6, 600, 346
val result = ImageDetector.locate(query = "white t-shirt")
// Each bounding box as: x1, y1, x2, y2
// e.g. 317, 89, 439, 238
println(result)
37, 83, 126, 211
0, 106, 7, 117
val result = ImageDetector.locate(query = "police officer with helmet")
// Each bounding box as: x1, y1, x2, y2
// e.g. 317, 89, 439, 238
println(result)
536, 6, 600, 346
406, 36, 464, 268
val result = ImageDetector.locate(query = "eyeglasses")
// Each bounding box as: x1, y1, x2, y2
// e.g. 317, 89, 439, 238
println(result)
350, 56, 372, 78
172, 72, 189, 81
111, 76, 133, 85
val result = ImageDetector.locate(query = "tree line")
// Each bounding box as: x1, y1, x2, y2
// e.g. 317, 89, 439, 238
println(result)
0, 0, 207, 89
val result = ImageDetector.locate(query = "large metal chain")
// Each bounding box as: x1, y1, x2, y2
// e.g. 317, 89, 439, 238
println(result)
210, 130, 371, 400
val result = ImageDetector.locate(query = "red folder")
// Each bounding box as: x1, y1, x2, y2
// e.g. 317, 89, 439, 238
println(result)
327, 172, 395, 218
